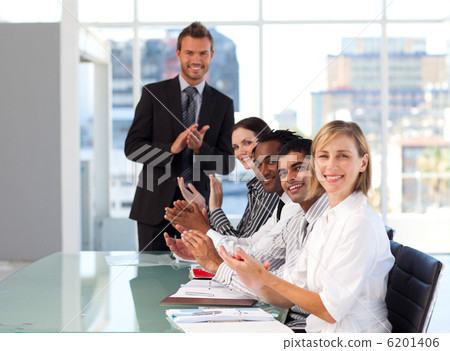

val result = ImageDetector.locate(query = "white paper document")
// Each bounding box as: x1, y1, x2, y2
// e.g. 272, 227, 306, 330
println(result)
169, 279, 254, 301
178, 320, 294, 333
165, 307, 293, 333
105, 253, 175, 266
167, 307, 275, 323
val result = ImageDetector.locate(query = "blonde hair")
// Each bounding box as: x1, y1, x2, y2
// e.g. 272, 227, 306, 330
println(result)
308, 120, 372, 199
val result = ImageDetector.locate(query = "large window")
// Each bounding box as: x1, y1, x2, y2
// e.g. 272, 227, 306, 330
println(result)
75, 0, 450, 252
3, 0, 448, 251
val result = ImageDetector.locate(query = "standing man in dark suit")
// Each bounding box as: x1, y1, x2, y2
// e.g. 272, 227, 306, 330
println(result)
125, 22, 235, 251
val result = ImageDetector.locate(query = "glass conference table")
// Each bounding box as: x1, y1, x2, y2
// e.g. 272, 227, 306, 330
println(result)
0, 251, 286, 332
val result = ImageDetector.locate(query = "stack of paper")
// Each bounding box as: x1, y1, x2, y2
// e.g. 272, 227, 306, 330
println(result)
167, 308, 274, 323
165, 308, 294, 333
172, 279, 250, 299
161, 279, 255, 306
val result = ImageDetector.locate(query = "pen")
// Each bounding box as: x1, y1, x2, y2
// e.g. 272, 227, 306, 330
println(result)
192, 311, 222, 315
185, 291, 215, 297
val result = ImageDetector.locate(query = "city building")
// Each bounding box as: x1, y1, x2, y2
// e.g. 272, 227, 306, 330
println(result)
312, 37, 450, 212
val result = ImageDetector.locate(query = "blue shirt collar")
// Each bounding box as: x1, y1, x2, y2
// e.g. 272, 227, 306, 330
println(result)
179, 74, 206, 95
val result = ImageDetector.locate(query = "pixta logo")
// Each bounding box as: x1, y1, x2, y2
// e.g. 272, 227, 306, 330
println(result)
126, 145, 172, 192
126, 146, 234, 191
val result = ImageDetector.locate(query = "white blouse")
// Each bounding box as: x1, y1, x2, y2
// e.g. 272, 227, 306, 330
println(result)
284, 191, 395, 333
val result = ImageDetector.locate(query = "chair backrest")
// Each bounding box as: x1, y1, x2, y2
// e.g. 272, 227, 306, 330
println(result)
385, 225, 395, 240
386, 241, 443, 332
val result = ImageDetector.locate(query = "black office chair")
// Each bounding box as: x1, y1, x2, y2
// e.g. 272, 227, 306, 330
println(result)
386, 241, 443, 332
385, 225, 395, 240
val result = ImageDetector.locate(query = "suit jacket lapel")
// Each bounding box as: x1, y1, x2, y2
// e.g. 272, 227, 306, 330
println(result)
198, 82, 215, 128
168, 76, 184, 136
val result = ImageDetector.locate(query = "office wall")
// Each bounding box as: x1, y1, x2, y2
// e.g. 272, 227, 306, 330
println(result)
0, 23, 79, 260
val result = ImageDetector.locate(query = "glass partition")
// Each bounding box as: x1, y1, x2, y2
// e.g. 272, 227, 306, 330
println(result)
75, 0, 450, 252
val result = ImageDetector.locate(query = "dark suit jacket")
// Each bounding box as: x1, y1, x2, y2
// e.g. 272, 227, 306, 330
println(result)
124, 76, 235, 225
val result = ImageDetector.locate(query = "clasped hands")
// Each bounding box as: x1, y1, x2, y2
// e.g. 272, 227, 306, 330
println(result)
170, 123, 210, 155
164, 232, 271, 291
164, 175, 227, 273
219, 246, 271, 291
164, 199, 210, 234
164, 175, 223, 233
164, 197, 223, 272
164, 176, 220, 272
164, 174, 268, 279
164, 230, 223, 273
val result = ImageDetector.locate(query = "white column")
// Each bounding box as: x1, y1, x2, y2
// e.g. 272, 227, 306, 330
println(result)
93, 63, 112, 221
61, 0, 81, 252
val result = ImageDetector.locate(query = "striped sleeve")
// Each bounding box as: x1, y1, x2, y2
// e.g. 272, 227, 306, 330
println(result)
213, 263, 260, 299
236, 180, 278, 238
209, 207, 239, 237
209, 178, 278, 238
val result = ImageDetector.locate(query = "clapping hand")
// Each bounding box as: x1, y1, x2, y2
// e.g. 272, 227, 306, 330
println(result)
208, 174, 223, 211
177, 177, 206, 212
187, 125, 210, 154
165, 200, 210, 233
181, 230, 223, 273
219, 246, 270, 291
164, 232, 195, 261
170, 124, 199, 154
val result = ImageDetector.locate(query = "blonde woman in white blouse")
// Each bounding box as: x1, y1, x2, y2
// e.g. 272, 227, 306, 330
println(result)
219, 120, 394, 333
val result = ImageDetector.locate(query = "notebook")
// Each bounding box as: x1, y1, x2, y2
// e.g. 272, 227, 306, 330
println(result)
161, 279, 255, 306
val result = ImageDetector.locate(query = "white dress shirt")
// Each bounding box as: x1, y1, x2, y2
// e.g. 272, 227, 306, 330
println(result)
285, 191, 395, 333
207, 192, 294, 254
212, 193, 329, 300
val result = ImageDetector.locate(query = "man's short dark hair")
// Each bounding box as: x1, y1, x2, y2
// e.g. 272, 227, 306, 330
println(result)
177, 22, 214, 51
256, 129, 300, 149
279, 138, 312, 157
